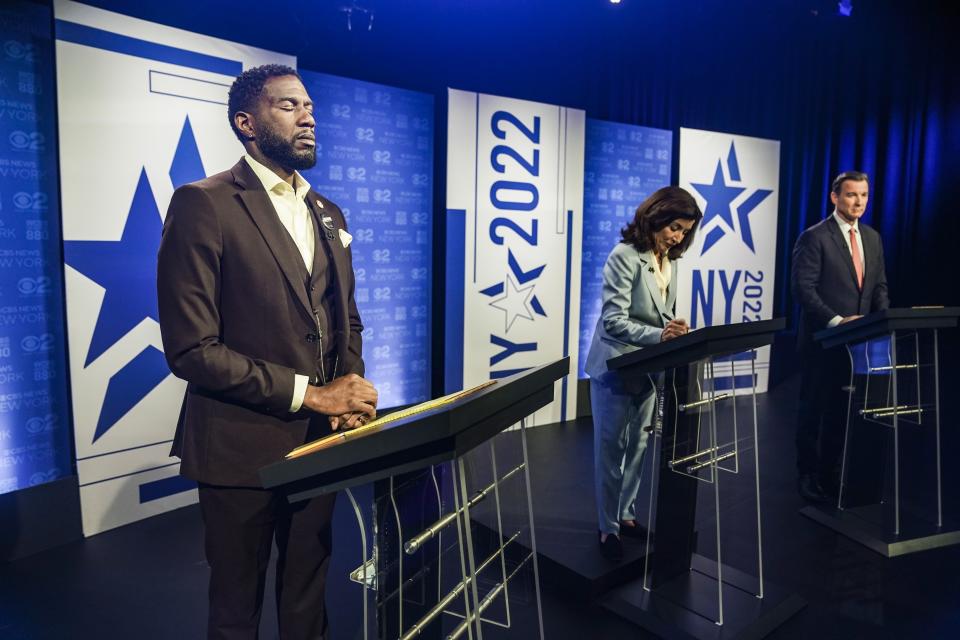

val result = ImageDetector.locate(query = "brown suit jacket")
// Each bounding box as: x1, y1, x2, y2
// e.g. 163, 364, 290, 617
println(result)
157, 159, 364, 487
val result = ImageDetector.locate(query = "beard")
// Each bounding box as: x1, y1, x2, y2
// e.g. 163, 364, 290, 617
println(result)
257, 124, 316, 171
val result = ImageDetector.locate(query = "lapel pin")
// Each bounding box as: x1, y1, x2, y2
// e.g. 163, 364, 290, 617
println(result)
315, 199, 324, 209
321, 215, 335, 231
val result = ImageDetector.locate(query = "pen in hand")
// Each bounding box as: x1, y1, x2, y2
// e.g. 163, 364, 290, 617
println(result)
661, 314, 690, 341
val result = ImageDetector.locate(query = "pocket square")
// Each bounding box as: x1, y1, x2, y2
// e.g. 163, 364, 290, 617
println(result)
338, 228, 353, 248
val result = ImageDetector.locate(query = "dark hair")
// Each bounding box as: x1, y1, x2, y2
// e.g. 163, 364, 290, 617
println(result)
227, 64, 301, 141
831, 170, 869, 194
620, 186, 703, 260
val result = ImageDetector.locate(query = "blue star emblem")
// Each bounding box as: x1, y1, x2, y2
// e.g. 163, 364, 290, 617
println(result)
64, 117, 206, 443
65, 167, 163, 367
690, 142, 773, 255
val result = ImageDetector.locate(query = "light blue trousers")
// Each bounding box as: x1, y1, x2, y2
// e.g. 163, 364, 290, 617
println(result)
591, 374, 656, 536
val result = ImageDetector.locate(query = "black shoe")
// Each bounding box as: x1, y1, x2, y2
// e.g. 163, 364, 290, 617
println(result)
820, 473, 840, 500
598, 532, 623, 560
798, 473, 830, 504
619, 521, 649, 540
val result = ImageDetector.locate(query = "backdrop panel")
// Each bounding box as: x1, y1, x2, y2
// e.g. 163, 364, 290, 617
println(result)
0, 1, 72, 496
55, 0, 294, 535
578, 119, 672, 379
446, 89, 583, 425
298, 70, 433, 409
677, 127, 780, 393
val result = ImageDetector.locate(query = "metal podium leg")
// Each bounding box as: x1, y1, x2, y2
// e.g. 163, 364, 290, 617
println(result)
519, 417, 546, 640
454, 456, 483, 640
707, 357, 724, 626
430, 466, 444, 602
838, 344, 856, 510
445, 440, 540, 639
914, 333, 923, 428
750, 354, 764, 599
345, 487, 370, 640
642, 372, 663, 593
730, 363, 740, 475
487, 442, 512, 629
390, 476, 405, 632
891, 331, 900, 536
934, 329, 943, 527
450, 458, 479, 640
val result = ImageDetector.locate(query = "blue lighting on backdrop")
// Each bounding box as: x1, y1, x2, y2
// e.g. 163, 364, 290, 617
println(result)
299, 70, 433, 408
578, 119, 672, 378
0, 2, 72, 495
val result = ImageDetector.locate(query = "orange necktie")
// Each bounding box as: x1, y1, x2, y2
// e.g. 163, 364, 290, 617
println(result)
849, 227, 863, 290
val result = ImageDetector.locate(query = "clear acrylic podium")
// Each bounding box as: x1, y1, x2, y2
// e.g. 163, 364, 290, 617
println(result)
259, 358, 568, 639
600, 319, 804, 640
802, 307, 960, 556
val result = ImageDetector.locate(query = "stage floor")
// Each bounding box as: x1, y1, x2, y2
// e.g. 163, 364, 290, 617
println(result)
2, 376, 960, 639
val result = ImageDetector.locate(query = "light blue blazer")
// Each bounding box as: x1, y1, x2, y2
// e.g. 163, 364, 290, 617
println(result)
583, 244, 678, 379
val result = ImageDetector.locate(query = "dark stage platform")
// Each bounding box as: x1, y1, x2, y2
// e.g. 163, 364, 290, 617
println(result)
474, 416, 652, 600
3, 377, 960, 639
800, 503, 960, 558
473, 395, 808, 639
474, 376, 960, 639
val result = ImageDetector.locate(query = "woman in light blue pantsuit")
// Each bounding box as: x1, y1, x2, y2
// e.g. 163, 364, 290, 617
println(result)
584, 187, 702, 560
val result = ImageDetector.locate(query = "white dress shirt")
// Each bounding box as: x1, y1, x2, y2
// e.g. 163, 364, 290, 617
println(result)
826, 210, 865, 328
243, 155, 314, 412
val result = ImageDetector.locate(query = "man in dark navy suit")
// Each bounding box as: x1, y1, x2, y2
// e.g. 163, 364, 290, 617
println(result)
791, 171, 889, 503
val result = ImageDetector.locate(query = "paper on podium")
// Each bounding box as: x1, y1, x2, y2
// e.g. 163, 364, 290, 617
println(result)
285, 380, 498, 459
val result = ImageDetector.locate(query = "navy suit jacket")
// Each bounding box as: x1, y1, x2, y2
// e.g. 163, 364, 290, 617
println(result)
791, 215, 889, 350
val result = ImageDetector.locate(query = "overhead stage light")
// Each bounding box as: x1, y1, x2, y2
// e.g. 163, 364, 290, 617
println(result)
340, 3, 375, 32
809, 1, 854, 18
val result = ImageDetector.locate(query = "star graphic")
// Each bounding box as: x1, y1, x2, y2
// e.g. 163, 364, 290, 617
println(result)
93, 345, 170, 443
64, 167, 163, 367
690, 160, 745, 231
691, 143, 773, 255
489, 275, 535, 332
63, 118, 207, 443
735, 188, 773, 252
170, 115, 206, 189
65, 116, 206, 368
479, 249, 548, 324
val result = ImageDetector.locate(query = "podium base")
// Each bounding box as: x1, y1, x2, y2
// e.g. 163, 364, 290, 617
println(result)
600, 554, 805, 640
800, 504, 960, 557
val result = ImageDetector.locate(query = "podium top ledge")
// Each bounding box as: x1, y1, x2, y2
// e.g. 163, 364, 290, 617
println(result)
814, 307, 960, 347
258, 357, 569, 495
607, 317, 785, 374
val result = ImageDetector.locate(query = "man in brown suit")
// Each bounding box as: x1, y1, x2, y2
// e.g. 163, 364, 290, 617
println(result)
157, 64, 378, 640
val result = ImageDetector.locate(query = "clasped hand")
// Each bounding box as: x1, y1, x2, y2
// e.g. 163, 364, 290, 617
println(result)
661, 318, 690, 342
302, 373, 379, 431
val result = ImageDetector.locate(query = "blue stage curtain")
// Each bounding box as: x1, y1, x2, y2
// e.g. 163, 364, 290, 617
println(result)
570, 0, 959, 490
578, 2, 958, 317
